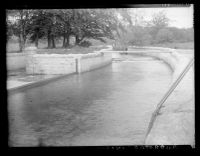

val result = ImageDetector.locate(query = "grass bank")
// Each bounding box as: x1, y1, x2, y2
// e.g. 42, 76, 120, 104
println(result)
151, 42, 194, 49
6, 38, 112, 54
35, 46, 108, 54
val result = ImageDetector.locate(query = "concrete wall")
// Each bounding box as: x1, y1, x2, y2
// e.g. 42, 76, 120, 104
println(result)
101, 47, 194, 145
7, 53, 26, 71
144, 51, 194, 146
26, 49, 112, 75
26, 54, 77, 75
132, 48, 195, 145
77, 53, 112, 73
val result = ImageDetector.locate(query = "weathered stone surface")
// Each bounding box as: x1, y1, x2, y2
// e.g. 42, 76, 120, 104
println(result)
144, 49, 194, 146
7, 53, 26, 71
26, 51, 112, 75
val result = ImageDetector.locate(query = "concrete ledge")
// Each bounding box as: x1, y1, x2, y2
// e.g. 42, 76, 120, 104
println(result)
8, 47, 113, 94
145, 110, 194, 145
77, 52, 112, 73
101, 47, 194, 145
8, 73, 76, 95
26, 50, 112, 75
7, 53, 26, 71
143, 49, 194, 146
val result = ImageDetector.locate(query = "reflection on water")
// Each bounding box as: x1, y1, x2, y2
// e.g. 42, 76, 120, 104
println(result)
8, 60, 172, 146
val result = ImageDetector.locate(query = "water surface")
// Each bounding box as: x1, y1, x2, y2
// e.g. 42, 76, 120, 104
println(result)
8, 58, 172, 146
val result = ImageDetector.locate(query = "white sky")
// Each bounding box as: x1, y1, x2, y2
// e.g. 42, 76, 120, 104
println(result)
129, 5, 193, 28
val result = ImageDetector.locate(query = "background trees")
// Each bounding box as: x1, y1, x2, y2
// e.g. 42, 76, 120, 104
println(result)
7, 9, 124, 51
156, 28, 174, 43
6, 9, 194, 52
7, 10, 34, 51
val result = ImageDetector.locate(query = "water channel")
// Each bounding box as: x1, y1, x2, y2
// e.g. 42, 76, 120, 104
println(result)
8, 56, 172, 146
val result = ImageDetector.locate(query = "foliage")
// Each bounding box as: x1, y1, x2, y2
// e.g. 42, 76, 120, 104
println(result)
78, 40, 92, 47
155, 28, 174, 43
127, 26, 152, 46
6, 9, 194, 51
150, 11, 169, 28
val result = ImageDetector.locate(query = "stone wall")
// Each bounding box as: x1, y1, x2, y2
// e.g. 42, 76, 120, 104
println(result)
144, 51, 194, 145
26, 48, 112, 75
77, 53, 112, 73
26, 54, 77, 75
7, 53, 26, 71
101, 47, 194, 145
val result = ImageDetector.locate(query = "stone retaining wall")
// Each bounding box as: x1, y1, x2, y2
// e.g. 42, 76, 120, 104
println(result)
77, 53, 112, 73
26, 54, 77, 75
26, 47, 112, 75
101, 47, 194, 145
7, 53, 26, 71
142, 48, 194, 146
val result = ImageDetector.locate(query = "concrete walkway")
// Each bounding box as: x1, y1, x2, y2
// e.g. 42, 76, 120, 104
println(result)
7, 72, 64, 91
144, 51, 194, 146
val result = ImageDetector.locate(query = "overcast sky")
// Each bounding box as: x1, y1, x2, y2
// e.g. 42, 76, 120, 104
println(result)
130, 5, 193, 28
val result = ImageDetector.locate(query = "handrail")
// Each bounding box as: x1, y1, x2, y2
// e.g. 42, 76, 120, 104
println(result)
145, 57, 194, 141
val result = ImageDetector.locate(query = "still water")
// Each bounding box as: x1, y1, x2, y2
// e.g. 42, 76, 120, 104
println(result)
8, 59, 172, 146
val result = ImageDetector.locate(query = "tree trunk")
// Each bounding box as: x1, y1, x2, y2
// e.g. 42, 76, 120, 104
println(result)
19, 22, 25, 52
19, 34, 25, 52
63, 33, 70, 48
65, 34, 70, 47
47, 30, 52, 48
51, 35, 56, 48
62, 34, 66, 48
75, 35, 85, 45
35, 32, 39, 48
18, 36, 23, 52
19, 11, 25, 52
75, 35, 81, 45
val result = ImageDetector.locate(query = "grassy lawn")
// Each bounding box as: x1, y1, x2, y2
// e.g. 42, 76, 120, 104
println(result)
7, 38, 194, 54
36, 46, 108, 54
6, 38, 112, 54
151, 42, 194, 49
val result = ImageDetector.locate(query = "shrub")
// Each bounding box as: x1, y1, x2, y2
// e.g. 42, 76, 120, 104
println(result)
155, 28, 174, 43
112, 40, 128, 51
79, 40, 92, 47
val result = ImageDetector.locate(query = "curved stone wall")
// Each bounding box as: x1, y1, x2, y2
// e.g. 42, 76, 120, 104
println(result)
101, 47, 194, 145
142, 48, 194, 146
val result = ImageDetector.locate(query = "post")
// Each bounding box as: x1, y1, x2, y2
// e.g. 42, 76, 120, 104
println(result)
76, 57, 81, 74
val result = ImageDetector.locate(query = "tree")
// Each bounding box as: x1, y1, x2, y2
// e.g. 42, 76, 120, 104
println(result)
155, 28, 174, 43
127, 26, 152, 46
6, 19, 13, 41
6, 10, 34, 51
55, 9, 74, 47
148, 11, 170, 43
71, 9, 117, 45
28, 9, 62, 49
167, 27, 194, 43
7, 9, 155, 50
151, 11, 169, 28
27, 9, 119, 48
109, 8, 133, 50
41, 10, 59, 48
129, 9, 146, 26
26, 10, 46, 47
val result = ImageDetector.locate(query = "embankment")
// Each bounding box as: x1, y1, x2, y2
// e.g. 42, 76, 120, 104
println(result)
7, 53, 26, 71
143, 48, 194, 145
101, 47, 194, 145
